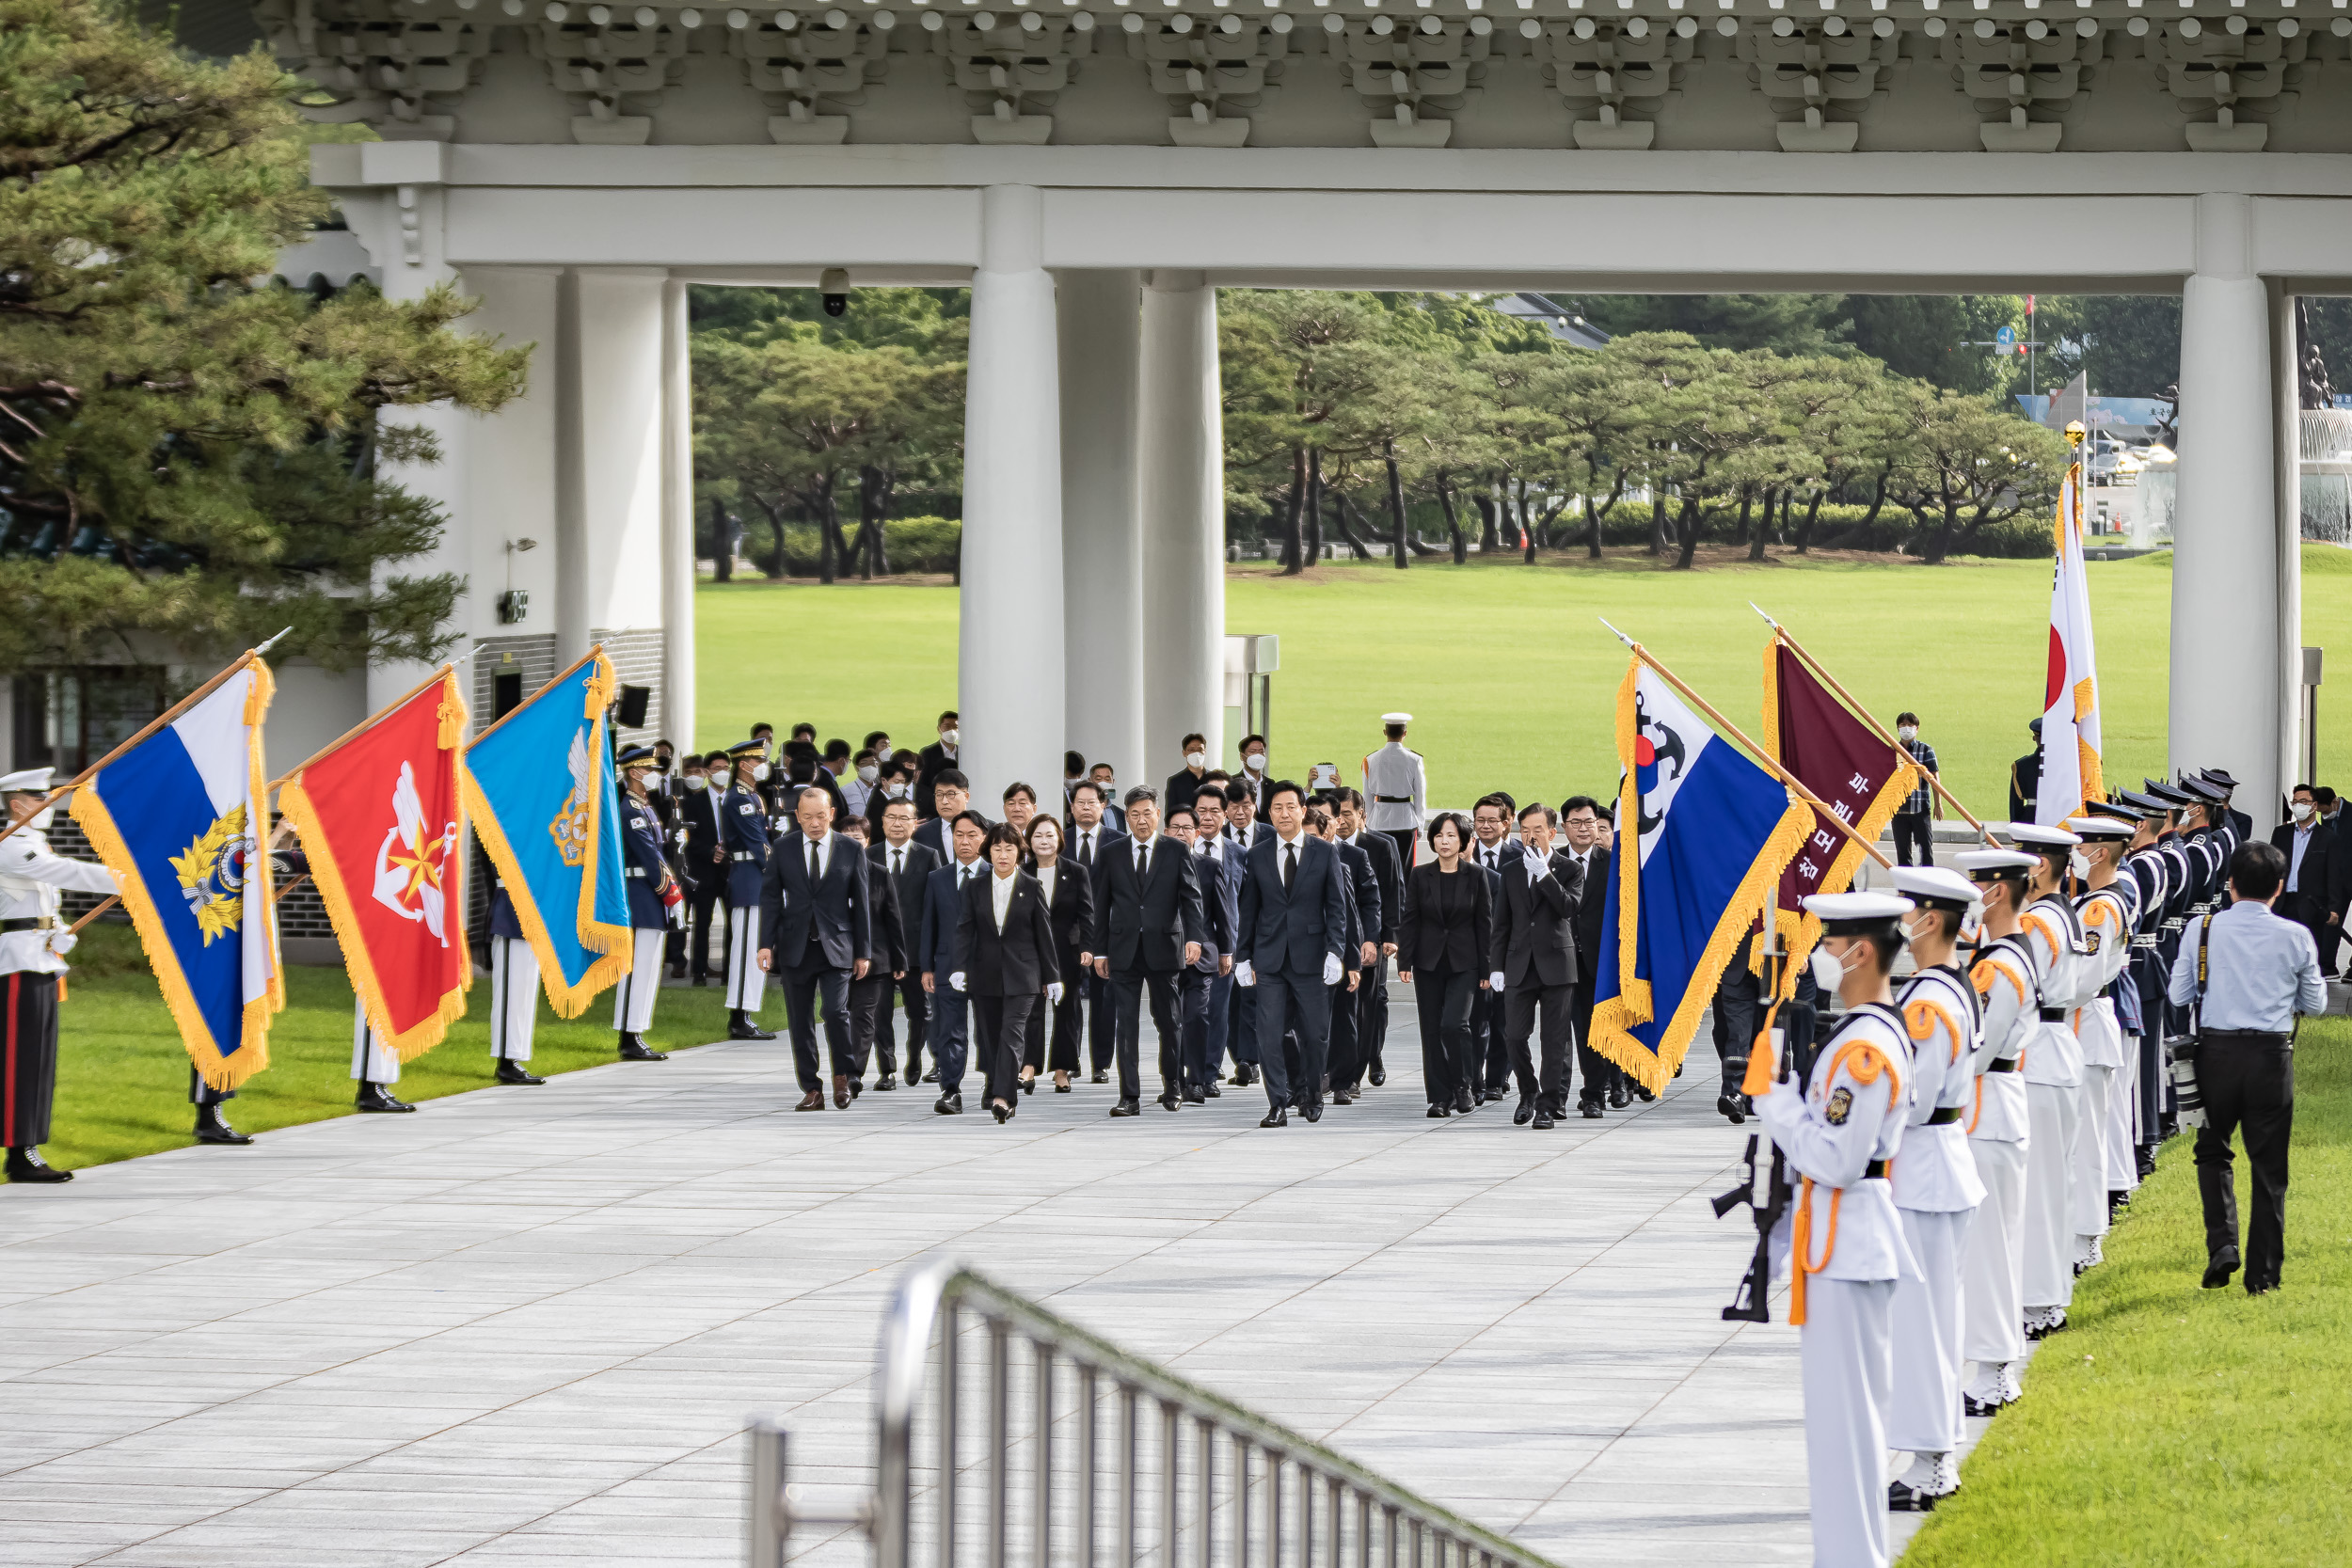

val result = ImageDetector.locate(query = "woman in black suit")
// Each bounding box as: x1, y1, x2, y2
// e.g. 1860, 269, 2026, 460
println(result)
1020, 816, 1096, 1094
953, 824, 1060, 1122
1397, 812, 1494, 1117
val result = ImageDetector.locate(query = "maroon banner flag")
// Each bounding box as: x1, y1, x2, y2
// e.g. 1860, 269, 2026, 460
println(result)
1756, 635, 1918, 992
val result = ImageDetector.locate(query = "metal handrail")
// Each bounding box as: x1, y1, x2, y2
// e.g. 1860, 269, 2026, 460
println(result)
750, 1259, 1561, 1568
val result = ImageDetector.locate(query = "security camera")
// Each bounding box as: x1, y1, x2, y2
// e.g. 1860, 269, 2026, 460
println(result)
819, 266, 850, 317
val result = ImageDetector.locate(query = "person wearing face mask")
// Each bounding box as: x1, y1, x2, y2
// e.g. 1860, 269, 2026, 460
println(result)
1953, 847, 2039, 1418
678, 751, 728, 987
2005, 822, 2088, 1342
915, 710, 961, 820
1889, 712, 1940, 868
866, 754, 916, 841
1236, 734, 1271, 816
1745, 891, 1919, 1568
721, 740, 778, 1040
2269, 784, 2334, 964
1882, 866, 1988, 1513
1164, 732, 1213, 820
2062, 816, 2142, 1277
1085, 763, 1127, 833
2106, 795, 2174, 1180
843, 748, 881, 819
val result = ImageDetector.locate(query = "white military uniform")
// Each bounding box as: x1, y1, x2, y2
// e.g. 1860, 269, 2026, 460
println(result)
1959, 923, 2035, 1405
1360, 739, 1425, 834
2071, 875, 2137, 1266
1754, 946, 1917, 1568
0, 797, 120, 1153
2015, 887, 2086, 1326
1887, 959, 1987, 1489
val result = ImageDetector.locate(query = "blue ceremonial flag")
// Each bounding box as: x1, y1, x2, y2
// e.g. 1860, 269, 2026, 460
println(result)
72, 655, 285, 1091
1590, 656, 1810, 1093
460, 648, 630, 1015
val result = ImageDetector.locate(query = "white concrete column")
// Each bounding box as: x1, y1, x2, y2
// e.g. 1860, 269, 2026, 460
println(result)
660, 277, 698, 751
1058, 270, 1147, 795
1137, 270, 1226, 783
2171, 193, 2280, 820
2273, 279, 2302, 810
959, 186, 1066, 809
556, 270, 669, 718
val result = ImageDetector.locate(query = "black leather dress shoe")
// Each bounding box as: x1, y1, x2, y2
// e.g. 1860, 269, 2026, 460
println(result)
192, 1107, 253, 1145
496, 1059, 546, 1085
356, 1081, 416, 1113
4, 1148, 72, 1182
1259, 1107, 1288, 1128
1426, 1103, 1449, 1118
1452, 1090, 1475, 1115
935, 1093, 963, 1115
1962, 1394, 2002, 1419
992, 1101, 1013, 1124
2246, 1280, 2277, 1297
1532, 1110, 1555, 1130
617, 1035, 668, 1062
1887, 1481, 1936, 1513
1368, 1066, 1386, 1086
1182, 1087, 1206, 1105
1302, 1101, 1322, 1123
1717, 1093, 1746, 1124
1105, 1098, 1139, 1117
1581, 1100, 1604, 1119
668, 963, 687, 981
876, 1074, 898, 1091
1158, 1091, 1181, 1112
2202, 1245, 2241, 1289
1609, 1085, 1630, 1109
1330, 1087, 1353, 1105
1091, 1069, 1109, 1085
923, 1069, 939, 1084
1514, 1098, 1535, 1126
727, 1009, 777, 1041
1205, 1083, 1221, 1098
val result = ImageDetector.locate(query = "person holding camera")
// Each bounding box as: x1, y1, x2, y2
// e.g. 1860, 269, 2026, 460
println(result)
2167, 841, 2326, 1297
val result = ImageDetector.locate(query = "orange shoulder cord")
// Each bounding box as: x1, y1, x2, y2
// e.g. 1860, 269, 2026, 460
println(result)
1788, 1038, 1900, 1327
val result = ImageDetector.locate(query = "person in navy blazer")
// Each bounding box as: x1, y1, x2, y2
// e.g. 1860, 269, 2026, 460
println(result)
720, 741, 775, 1040
1065, 783, 1128, 1085
1165, 802, 1234, 1105
1089, 787, 1208, 1116
917, 810, 992, 1114
1234, 780, 1349, 1126
1188, 789, 1244, 1089
758, 787, 872, 1112
1315, 806, 1381, 1104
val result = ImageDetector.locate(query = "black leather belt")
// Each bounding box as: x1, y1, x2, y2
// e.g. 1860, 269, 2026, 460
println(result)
1863, 1159, 1888, 1180
0, 917, 56, 933
1986, 1058, 2020, 1072
1374, 796, 1412, 803
1926, 1106, 1965, 1125
2038, 1006, 2065, 1022
2202, 1029, 2290, 1047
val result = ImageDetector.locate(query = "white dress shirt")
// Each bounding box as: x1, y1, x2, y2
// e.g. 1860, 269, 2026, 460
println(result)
798, 832, 833, 879
1037, 863, 1058, 906
1073, 825, 1106, 865
991, 868, 1017, 930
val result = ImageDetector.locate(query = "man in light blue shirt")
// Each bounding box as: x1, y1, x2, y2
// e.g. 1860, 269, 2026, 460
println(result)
2166, 841, 2325, 1295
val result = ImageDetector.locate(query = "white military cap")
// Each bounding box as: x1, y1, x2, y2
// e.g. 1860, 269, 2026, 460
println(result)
1891, 865, 1979, 910
2005, 822, 2082, 848
1803, 891, 1915, 932
0, 767, 55, 794
1381, 712, 1412, 724
2064, 816, 2135, 842
1955, 848, 2039, 878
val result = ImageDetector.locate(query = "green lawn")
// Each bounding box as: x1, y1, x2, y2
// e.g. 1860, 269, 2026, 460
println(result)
38, 925, 733, 1172
1903, 1017, 2352, 1567
696, 546, 2352, 816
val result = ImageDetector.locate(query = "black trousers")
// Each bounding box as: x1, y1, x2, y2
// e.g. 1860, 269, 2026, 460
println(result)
1252, 968, 1331, 1111
1414, 967, 1479, 1106
1176, 969, 1214, 1089
1503, 979, 1576, 1112
1473, 986, 1511, 1094
1111, 969, 1180, 1102
1326, 972, 1360, 1090
2193, 1032, 2296, 1290
972, 993, 1038, 1108
2, 971, 60, 1148
1227, 973, 1260, 1067
780, 949, 853, 1091
1361, 956, 1389, 1073
1086, 970, 1118, 1074
1570, 978, 1619, 1103
685, 879, 723, 979
858, 970, 925, 1079
1892, 811, 1934, 867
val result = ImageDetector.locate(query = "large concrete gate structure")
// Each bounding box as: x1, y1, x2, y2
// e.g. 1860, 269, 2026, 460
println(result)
279, 0, 2352, 823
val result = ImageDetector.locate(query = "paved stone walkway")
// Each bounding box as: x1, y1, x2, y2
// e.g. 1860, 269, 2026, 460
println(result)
2, 1009, 1833, 1568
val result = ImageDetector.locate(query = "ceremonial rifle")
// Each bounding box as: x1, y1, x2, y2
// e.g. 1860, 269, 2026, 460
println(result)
1716, 904, 1795, 1323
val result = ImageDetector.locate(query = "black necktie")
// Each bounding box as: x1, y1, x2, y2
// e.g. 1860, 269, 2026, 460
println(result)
1079, 832, 1093, 868
1284, 842, 1296, 890
892, 849, 902, 878
807, 840, 819, 885
1137, 841, 1149, 877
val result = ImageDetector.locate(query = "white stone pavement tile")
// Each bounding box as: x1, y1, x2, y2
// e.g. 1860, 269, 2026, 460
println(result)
0, 1021, 1836, 1568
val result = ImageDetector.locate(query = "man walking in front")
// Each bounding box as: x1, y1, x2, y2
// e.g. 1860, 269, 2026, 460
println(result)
1091, 787, 1207, 1117
1489, 803, 1582, 1128
1233, 781, 1348, 1127
759, 786, 873, 1112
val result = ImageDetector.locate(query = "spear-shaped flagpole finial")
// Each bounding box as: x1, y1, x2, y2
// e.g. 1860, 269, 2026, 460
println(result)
1598, 617, 1638, 651
254, 626, 295, 657
1750, 602, 1780, 631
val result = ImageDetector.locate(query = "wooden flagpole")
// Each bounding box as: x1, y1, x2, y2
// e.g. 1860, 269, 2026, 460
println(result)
1599, 619, 1893, 870
0, 629, 293, 854
1750, 603, 1994, 841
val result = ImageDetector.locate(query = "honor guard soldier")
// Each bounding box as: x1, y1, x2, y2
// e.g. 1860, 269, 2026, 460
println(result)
486, 879, 545, 1085
1362, 713, 1426, 879
351, 999, 413, 1113
2007, 822, 2088, 1341
1750, 892, 1918, 1568
2115, 792, 2180, 1175
2006, 718, 2042, 823
0, 768, 123, 1182
613, 744, 680, 1061
1884, 866, 1988, 1513
721, 740, 776, 1040
1955, 847, 2040, 1415
2066, 816, 2140, 1270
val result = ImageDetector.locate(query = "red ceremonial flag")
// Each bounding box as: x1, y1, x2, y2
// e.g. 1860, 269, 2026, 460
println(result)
278, 669, 472, 1058
1756, 635, 1919, 993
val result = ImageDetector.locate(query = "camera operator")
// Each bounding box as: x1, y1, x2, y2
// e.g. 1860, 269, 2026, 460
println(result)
2166, 841, 2326, 1296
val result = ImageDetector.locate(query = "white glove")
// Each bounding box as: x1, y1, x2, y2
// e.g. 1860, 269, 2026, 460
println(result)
1488, 971, 1505, 992
1234, 959, 1256, 988
1322, 952, 1343, 986
949, 971, 966, 992
47, 930, 77, 958
1047, 982, 1064, 1004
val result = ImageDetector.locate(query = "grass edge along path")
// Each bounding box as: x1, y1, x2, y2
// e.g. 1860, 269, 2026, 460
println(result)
1901, 1017, 2352, 1567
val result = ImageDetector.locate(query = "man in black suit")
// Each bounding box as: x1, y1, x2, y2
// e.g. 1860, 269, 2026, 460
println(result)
758, 788, 873, 1112
1330, 789, 1400, 1093
2272, 784, 2335, 963
1560, 794, 1617, 1117
860, 797, 939, 1090
1314, 804, 1380, 1105
1467, 795, 1524, 1101
1233, 780, 1349, 1127
917, 813, 990, 1114
1090, 786, 1207, 1117
913, 770, 977, 861
1066, 782, 1127, 1083
1189, 789, 1241, 1089
1217, 782, 1267, 1085
1164, 732, 1212, 820
1165, 804, 1233, 1106
1489, 803, 1584, 1129
914, 710, 961, 821
678, 752, 728, 986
